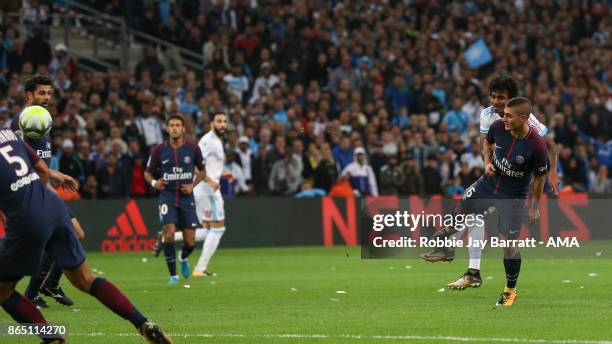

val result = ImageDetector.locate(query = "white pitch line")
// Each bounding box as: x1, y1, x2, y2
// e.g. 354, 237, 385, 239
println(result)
69, 332, 612, 343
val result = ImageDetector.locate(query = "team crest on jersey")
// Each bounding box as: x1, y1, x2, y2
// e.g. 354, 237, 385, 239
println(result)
184, 156, 191, 164
515, 155, 525, 164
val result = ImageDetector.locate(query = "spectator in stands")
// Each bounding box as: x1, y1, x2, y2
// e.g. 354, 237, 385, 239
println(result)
295, 179, 326, 198
590, 165, 611, 194
313, 143, 339, 193
328, 54, 358, 95
442, 98, 470, 136
0, 106, 10, 129
269, 145, 302, 196
22, 28, 51, 71
332, 135, 353, 171
267, 135, 286, 167
20, 0, 47, 26
222, 151, 248, 197
401, 153, 424, 195
233, 25, 260, 62
559, 146, 588, 192
128, 153, 147, 198
223, 65, 249, 103
58, 139, 85, 184
447, 176, 466, 197
341, 147, 378, 196
252, 145, 271, 195
96, 152, 128, 199
385, 73, 413, 116
235, 136, 252, 181
302, 142, 320, 180
422, 154, 443, 195
48, 43, 77, 77
3, 1, 609, 198
80, 175, 98, 199
249, 62, 279, 104
369, 142, 388, 181
378, 154, 403, 195
134, 47, 164, 83
135, 105, 164, 150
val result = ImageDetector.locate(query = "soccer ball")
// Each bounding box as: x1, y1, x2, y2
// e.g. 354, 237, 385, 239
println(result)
19, 105, 52, 139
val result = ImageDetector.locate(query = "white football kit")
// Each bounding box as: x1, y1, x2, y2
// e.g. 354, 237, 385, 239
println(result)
194, 130, 225, 222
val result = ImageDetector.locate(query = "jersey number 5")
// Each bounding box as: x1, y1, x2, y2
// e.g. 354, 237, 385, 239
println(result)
0, 146, 28, 177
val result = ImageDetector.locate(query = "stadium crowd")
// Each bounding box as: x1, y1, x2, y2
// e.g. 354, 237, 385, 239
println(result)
0, 0, 610, 199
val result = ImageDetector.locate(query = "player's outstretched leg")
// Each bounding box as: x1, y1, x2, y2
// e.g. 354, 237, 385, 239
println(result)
1, 281, 65, 343
63, 260, 173, 343
178, 229, 196, 279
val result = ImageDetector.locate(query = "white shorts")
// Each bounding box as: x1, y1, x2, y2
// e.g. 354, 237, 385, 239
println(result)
194, 184, 225, 222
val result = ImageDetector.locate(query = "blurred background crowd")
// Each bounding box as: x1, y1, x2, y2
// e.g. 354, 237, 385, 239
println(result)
0, 0, 610, 199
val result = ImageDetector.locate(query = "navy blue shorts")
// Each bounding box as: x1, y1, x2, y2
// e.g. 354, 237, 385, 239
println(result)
460, 179, 525, 239
158, 195, 198, 230
0, 215, 86, 281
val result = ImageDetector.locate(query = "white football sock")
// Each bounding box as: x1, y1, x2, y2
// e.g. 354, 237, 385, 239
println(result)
173, 228, 209, 242
468, 223, 485, 271
450, 230, 464, 241
173, 231, 183, 242
195, 227, 225, 272
195, 228, 209, 241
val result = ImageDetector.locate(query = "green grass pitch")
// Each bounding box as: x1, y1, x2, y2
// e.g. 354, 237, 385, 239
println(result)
4, 246, 612, 343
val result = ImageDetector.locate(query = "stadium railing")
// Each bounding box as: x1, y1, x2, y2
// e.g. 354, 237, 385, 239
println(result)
60, 0, 205, 73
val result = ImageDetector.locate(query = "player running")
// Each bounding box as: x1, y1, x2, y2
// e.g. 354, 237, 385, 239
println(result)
192, 112, 234, 276
12, 75, 85, 308
144, 115, 206, 285
0, 127, 172, 343
420, 75, 559, 291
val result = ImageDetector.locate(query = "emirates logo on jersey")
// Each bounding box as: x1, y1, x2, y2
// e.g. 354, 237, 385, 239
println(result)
515, 155, 525, 164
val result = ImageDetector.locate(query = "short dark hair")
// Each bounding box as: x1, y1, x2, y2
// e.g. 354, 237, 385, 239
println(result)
210, 111, 227, 121
506, 97, 532, 116
166, 114, 185, 125
488, 75, 517, 98
25, 75, 53, 94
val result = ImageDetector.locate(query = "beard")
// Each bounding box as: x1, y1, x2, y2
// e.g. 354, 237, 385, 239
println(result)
213, 127, 226, 137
